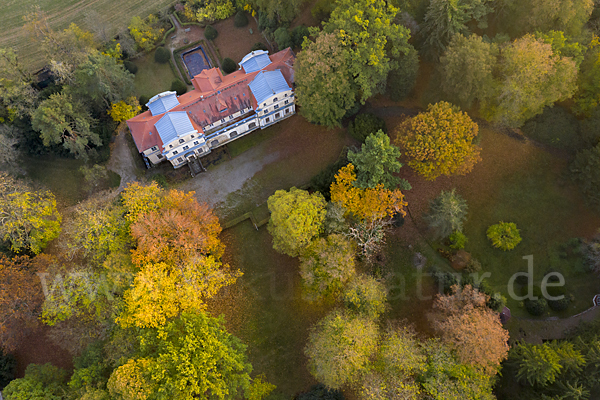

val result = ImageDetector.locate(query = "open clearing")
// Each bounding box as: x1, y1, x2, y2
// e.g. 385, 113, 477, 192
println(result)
0, 0, 174, 71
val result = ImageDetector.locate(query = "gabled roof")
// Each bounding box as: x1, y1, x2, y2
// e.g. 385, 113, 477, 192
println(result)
240, 50, 272, 73
248, 70, 292, 107
127, 113, 164, 151
147, 91, 180, 116
155, 112, 196, 146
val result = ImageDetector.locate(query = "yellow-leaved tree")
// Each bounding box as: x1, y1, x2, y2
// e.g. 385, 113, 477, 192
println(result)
128, 15, 163, 52
109, 96, 141, 122
395, 101, 481, 181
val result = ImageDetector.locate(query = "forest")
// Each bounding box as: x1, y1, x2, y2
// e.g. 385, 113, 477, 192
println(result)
2, 0, 600, 399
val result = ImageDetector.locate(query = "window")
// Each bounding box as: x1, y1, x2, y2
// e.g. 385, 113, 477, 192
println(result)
248, 122, 256, 129
229, 115, 234, 120
265, 118, 270, 123
177, 157, 183, 163
183, 145, 189, 150
263, 103, 266, 107
230, 131, 238, 138
211, 140, 219, 147
275, 113, 280, 119
274, 104, 279, 109
197, 148, 204, 154
284, 100, 289, 105
284, 93, 288, 97
193, 141, 200, 145
285, 108, 290, 114
191, 135, 195, 138
157, 154, 163, 159
151, 146, 158, 151
169, 144, 173, 148
221, 118, 225, 123
179, 138, 185, 143
273, 97, 278, 102
173, 150, 178, 155
264, 110, 268, 114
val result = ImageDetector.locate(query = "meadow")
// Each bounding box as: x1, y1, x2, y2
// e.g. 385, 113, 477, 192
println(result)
0, 0, 175, 70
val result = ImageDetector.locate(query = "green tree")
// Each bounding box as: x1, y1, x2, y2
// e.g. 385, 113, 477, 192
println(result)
425, 189, 468, 238
440, 34, 497, 109
295, 32, 356, 127
396, 102, 481, 180
31, 92, 101, 159
348, 130, 405, 190
508, 0, 593, 37
274, 27, 293, 50
574, 37, 600, 116
0, 48, 38, 117
386, 47, 419, 101
112, 312, 253, 399
251, 0, 305, 23
343, 275, 387, 319
324, 0, 414, 103
481, 35, 577, 127
267, 187, 327, 257
571, 142, 600, 206
0, 172, 62, 254
3, 363, 67, 400
348, 113, 386, 142
305, 310, 379, 389
299, 234, 356, 302
510, 342, 564, 387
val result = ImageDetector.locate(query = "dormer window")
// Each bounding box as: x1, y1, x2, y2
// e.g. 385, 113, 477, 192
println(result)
221, 118, 225, 123
191, 135, 195, 138
173, 150, 178, 155
263, 103, 266, 107
273, 97, 278, 102
183, 145, 189, 150
169, 144, 173, 148
151, 146, 158, 151
179, 138, 185, 143
194, 141, 200, 145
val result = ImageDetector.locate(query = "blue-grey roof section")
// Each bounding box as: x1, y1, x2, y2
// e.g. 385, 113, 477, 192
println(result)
147, 91, 180, 116
240, 51, 272, 73
249, 70, 291, 107
155, 112, 196, 146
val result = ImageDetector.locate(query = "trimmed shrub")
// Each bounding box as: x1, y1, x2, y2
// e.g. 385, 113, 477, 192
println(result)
221, 57, 237, 74
449, 231, 467, 250
154, 46, 171, 64
170, 79, 187, 95
525, 297, 548, 316
291, 25, 310, 48
251, 42, 269, 51
348, 113, 387, 142
234, 10, 249, 27
548, 296, 570, 311
123, 60, 138, 74
204, 25, 218, 40
274, 27, 293, 50
487, 222, 522, 251
139, 95, 149, 111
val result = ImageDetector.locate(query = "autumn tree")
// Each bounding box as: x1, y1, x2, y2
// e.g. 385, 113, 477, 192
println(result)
0, 125, 21, 172
343, 275, 387, 319
295, 32, 356, 127
3, 363, 68, 400
440, 34, 497, 109
267, 187, 327, 257
112, 312, 253, 399
430, 285, 509, 374
324, 0, 414, 103
481, 35, 577, 127
299, 234, 356, 302
0, 172, 62, 254
508, 0, 593, 37
128, 15, 163, 52
0, 255, 50, 351
31, 92, 101, 159
305, 310, 379, 389
121, 181, 164, 223
396, 101, 481, 180
109, 97, 141, 122
425, 189, 469, 238
0, 48, 38, 117
574, 36, 600, 116
347, 130, 408, 190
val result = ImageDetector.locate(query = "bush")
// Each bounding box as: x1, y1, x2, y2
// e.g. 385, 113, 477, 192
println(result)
170, 79, 187, 95
308, 151, 349, 201
152, 174, 168, 188
525, 297, 548, 316
258, 11, 277, 33
426, 189, 468, 239
251, 42, 269, 51
487, 292, 507, 312
311, 0, 336, 22
221, 57, 237, 74
204, 25, 218, 40
449, 230, 467, 250
487, 222, 522, 251
274, 27, 293, 50
139, 95, 149, 111
298, 384, 345, 400
521, 106, 582, 151
571, 143, 600, 207
154, 46, 171, 64
0, 350, 15, 389
348, 113, 387, 142
123, 60, 138, 74
548, 296, 570, 312
291, 25, 310, 48
465, 258, 482, 273
234, 10, 249, 27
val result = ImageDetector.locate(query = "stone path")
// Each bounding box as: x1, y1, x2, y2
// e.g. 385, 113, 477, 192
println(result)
106, 123, 138, 192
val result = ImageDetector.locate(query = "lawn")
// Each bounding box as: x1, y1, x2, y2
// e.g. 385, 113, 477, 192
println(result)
23, 156, 87, 207
132, 49, 178, 99
0, 0, 175, 71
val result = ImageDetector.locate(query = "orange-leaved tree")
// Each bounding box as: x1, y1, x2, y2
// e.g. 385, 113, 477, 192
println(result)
395, 101, 481, 181
330, 163, 407, 222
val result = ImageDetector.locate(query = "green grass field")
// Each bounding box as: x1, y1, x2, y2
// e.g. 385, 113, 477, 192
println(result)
0, 0, 175, 71
132, 49, 177, 99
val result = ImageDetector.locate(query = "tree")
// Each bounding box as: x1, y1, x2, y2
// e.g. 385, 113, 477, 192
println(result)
234, 10, 249, 27
154, 47, 170, 64
574, 36, 600, 116
509, 0, 593, 37
486, 222, 522, 250
267, 187, 327, 257
396, 101, 481, 180
291, 25, 310, 48
330, 164, 407, 222
251, 0, 305, 23
510, 342, 565, 387
386, 48, 419, 101
193, 0, 236, 23
107, 358, 155, 400
0, 47, 38, 117
0, 125, 21, 169
0, 173, 62, 254
324, 0, 414, 103
128, 15, 163, 51
3, 363, 67, 400
347, 130, 406, 190
31, 92, 101, 159
113, 312, 253, 399
0, 255, 48, 351
130, 189, 223, 266
109, 97, 141, 123
274, 27, 293, 50
221, 58, 237, 74
204, 25, 218, 41
425, 189, 468, 238
571, 142, 600, 206
440, 34, 497, 109
481, 35, 577, 127
305, 310, 379, 389
295, 32, 356, 127
299, 234, 356, 302
348, 113, 386, 143
430, 285, 510, 374
118, 256, 240, 328
343, 275, 387, 319
170, 79, 187, 95
121, 181, 164, 223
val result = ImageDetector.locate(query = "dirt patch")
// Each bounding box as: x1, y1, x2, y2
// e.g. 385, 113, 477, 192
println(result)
211, 17, 263, 64
106, 123, 141, 191
12, 325, 73, 378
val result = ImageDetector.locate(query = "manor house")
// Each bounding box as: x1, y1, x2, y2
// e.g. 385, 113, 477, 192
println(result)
126, 48, 296, 173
